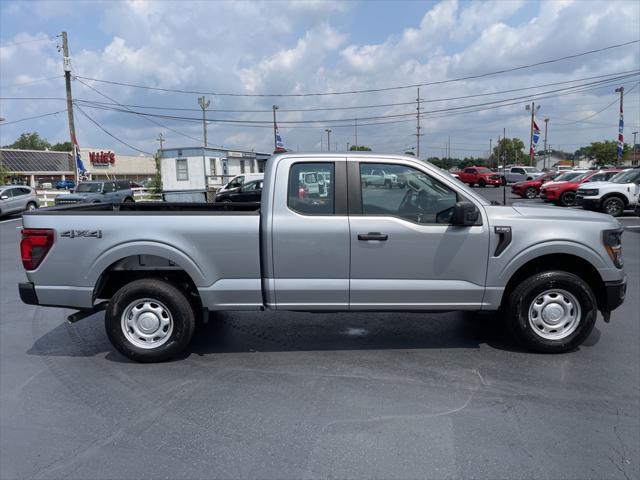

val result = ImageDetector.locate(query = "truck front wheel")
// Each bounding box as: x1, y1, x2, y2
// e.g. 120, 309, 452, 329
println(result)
506, 271, 597, 353
105, 278, 196, 362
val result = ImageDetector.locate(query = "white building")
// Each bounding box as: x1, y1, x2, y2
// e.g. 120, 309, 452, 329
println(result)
83, 147, 156, 181
159, 147, 270, 200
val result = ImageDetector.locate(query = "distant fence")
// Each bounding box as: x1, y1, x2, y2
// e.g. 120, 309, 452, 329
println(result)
36, 188, 163, 207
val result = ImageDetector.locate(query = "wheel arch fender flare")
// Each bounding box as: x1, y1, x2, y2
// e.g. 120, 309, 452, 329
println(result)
86, 241, 207, 291
497, 240, 608, 288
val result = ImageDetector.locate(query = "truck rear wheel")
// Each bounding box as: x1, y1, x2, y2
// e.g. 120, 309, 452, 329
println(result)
506, 271, 597, 353
105, 278, 196, 362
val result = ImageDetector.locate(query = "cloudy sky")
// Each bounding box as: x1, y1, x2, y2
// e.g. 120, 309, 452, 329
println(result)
1, 0, 639, 158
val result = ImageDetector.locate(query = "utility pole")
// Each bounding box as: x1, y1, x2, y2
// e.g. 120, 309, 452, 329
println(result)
320, 133, 323, 151
61, 32, 79, 185
156, 132, 165, 151
543, 118, 549, 170
198, 96, 210, 147
502, 127, 506, 205
448, 136, 451, 161
633, 131, 638, 165
526, 102, 540, 167
272, 105, 279, 151
347, 142, 350, 151
614, 87, 624, 164
415, 88, 423, 159
325, 129, 332, 152
489, 138, 492, 168
354, 118, 358, 150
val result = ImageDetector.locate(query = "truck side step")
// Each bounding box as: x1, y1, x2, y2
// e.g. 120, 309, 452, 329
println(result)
67, 302, 108, 323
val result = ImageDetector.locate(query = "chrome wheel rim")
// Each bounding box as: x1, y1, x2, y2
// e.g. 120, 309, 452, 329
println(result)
121, 298, 173, 349
27, 203, 36, 210
528, 289, 581, 340
605, 199, 622, 215
525, 188, 536, 199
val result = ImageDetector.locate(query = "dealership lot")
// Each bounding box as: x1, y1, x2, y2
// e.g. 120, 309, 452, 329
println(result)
1, 189, 638, 479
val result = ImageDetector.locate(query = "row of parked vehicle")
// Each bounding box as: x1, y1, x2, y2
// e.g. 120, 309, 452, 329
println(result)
0, 180, 139, 218
511, 166, 640, 217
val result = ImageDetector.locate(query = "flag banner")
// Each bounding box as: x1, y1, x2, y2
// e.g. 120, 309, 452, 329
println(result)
274, 124, 286, 153
530, 120, 541, 156
71, 133, 87, 173
617, 108, 624, 158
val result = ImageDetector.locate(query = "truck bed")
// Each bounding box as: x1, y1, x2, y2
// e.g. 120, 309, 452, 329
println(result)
21, 202, 263, 310
29, 202, 261, 215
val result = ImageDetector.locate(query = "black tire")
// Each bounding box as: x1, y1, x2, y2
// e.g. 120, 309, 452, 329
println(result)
478, 179, 486, 188
384, 179, 392, 189
559, 191, 576, 207
493, 184, 500, 188
123, 197, 135, 203
105, 278, 196, 363
600, 196, 625, 217
506, 271, 597, 353
26, 201, 38, 211
524, 187, 537, 199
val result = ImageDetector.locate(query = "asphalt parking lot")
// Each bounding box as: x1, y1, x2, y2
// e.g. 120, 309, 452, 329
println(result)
1, 189, 638, 480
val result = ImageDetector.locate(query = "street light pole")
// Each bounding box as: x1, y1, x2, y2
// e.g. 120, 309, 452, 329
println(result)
489, 138, 492, 169
633, 131, 638, 165
198, 96, 210, 147
325, 129, 332, 152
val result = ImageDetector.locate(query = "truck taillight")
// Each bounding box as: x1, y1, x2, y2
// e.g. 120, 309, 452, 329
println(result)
20, 229, 54, 270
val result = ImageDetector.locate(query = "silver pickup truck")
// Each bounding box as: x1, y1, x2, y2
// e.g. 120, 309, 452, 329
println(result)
19, 153, 627, 362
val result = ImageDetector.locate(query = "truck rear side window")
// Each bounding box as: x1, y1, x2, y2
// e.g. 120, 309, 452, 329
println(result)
288, 163, 335, 215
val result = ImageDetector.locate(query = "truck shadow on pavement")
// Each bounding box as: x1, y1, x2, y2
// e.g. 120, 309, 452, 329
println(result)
26, 309, 605, 362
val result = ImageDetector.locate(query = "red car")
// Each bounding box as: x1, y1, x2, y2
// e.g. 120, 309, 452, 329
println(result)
458, 166, 502, 187
540, 169, 622, 206
511, 171, 559, 199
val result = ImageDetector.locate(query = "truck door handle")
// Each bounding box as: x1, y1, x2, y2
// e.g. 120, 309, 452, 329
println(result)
358, 232, 388, 241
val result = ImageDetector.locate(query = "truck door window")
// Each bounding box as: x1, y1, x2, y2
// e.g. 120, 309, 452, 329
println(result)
288, 163, 334, 215
360, 163, 457, 224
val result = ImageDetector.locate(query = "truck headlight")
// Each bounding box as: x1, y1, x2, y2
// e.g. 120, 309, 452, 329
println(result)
603, 229, 623, 268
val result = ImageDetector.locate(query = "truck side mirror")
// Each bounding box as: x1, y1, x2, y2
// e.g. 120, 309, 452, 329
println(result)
451, 201, 480, 226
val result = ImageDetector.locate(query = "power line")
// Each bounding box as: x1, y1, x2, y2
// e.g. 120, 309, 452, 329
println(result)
74, 104, 153, 155
74, 76, 219, 146
0, 109, 67, 126
0, 36, 55, 47
53, 70, 636, 113
74, 40, 640, 98
555, 82, 640, 125
72, 73, 639, 127
0, 75, 63, 89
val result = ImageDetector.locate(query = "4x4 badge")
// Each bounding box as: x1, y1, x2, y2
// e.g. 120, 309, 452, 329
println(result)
61, 230, 102, 239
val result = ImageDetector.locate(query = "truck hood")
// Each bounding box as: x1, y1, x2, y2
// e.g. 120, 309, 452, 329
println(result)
510, 204, 619, 225
61, 193, 100, 201
577, 181, 630, 190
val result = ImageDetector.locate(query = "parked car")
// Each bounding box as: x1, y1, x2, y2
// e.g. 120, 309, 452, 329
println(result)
361, 166, 405, 188
215, 179, 263, 203
458, 166, 502, 187
54, 180, 135, 205
0, 185, 38, 217
540, 169, 622, 207
511, 171, 558, 199
217, 174, 264, 195
502, 166, 544, 184
19, 153, 627, 362
55, 179, 76, 190
576, 168, 640, 217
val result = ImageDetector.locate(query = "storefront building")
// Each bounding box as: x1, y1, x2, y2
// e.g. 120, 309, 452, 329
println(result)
0, 147, 156, 187
160, 147, 271, 195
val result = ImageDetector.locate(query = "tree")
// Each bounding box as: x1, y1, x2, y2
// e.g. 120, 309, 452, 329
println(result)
3, 132, 51, 150
349, 145, 372, 151
51, 141, 72, 152
492, 137, 525, 165
583, 141, 631, 166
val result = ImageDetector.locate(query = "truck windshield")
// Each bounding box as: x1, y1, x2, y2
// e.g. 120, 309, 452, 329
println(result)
523, 167, 540, 173
477, 168, 492, 174
610, 170, 640, 184
75, 183, 102, 193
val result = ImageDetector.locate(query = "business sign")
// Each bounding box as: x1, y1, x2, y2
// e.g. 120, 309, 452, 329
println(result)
89, 151, 116, 165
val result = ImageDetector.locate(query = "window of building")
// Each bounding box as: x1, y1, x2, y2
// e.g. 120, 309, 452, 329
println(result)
288, 163, 334, 215
209, 158, 217, 178
240, 160, 246, 174
360, 163, 457, 224
176, 159, 188, 181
